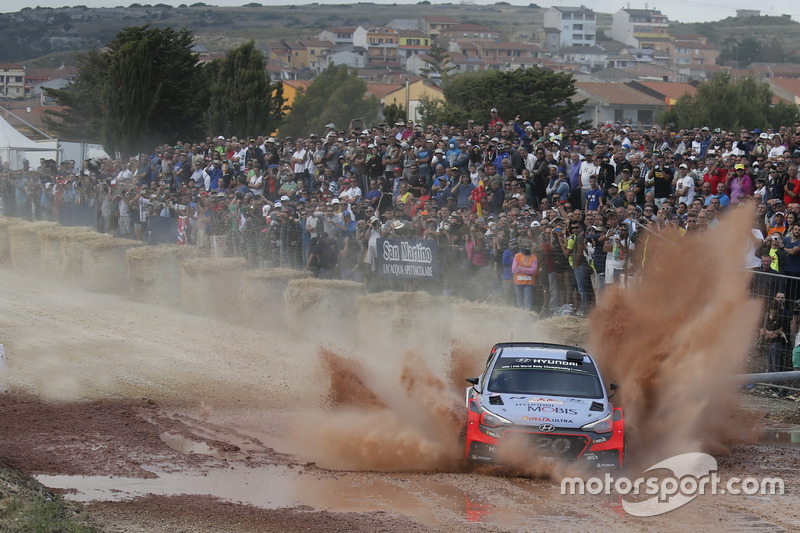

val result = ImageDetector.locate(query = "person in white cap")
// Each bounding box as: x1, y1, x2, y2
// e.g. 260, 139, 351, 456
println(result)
673, 163, 695, 207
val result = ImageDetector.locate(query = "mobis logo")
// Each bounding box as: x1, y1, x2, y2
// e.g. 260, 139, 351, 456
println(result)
527, 406, 578, 415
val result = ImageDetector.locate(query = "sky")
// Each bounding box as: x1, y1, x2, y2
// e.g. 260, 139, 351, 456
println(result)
2, 0, 798, 25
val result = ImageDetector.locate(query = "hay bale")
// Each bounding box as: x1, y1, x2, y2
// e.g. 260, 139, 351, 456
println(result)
285, 278, 364, 345
82, 238, 143, 293
538, 316, 590, 348
61, 232, 112, 281
127, 245, 201, 305
237, 268, 311, 328
8, 221, 58, 272
451, 301, 538, 350
0, 217, 24, 266
357, 291, 452, 355
180, 257, 247, 318
39, 226, 96, 278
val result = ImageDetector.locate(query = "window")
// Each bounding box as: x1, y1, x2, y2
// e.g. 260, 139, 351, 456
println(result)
638, 110, 653, 124
614, 109, 624, 122
573, 24, 583, 30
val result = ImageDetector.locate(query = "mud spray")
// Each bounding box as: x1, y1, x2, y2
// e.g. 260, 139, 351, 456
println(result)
293, 206, 762, 476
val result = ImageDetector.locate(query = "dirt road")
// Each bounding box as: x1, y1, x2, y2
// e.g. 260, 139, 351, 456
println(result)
0, 266, 798, 532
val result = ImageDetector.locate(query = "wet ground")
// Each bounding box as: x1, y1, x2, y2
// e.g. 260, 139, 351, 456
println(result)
0, 267, 799, 532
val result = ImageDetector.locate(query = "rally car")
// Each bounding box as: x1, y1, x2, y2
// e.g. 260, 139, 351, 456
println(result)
464, 342, 625, 468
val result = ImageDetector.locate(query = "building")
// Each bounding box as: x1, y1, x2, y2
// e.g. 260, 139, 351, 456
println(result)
449, 40, 540, 62
420, 16, 459, 39
268, 41, 333, 73
768, 78, 800, 105
397, 30, 431, 61
736, 9, 761, 17
316, 27, 367, 48
543, 6, 597, 50
574, 81, 666, 125
381, 77, 445, 123
280, 80, 313, 111
611, 8, 670, 49
662, 34, 720, 72
624, 80, 697, 108
439, 24, 499, 43
366, 27, 400, 67
322, 45, 368, 69
556, 45, 607, 70
0, 64, 25, 99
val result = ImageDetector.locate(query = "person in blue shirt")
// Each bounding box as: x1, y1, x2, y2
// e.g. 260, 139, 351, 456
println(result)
451, 173, 476, 210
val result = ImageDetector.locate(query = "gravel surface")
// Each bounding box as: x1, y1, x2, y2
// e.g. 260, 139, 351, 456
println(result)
1, 267, 800, 532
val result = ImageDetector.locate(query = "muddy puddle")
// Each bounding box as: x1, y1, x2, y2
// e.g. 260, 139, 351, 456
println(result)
760, 428, 800, 448
37, 464, 598, 530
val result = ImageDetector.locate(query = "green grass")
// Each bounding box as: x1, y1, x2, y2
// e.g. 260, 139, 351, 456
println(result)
0, 462, 98, 533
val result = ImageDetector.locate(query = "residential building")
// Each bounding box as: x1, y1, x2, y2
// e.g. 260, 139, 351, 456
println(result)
439, 24, 499, 43
420, 15, 459, 39
574, 81, 666, 125
322, 45, 368, 69
316, 27, 367, 48
385, 18, 421, 31
625, 80, 697, 107
269, 41, 333, 72
0, 64, 25, 99
556, 45, 607, 70
397, 30, 431, 60
611, 8, 670, 49
280, 80, 313, 111
662, 34, 720, 71
449, 40, 540, 62
381, 77, 445, 123
543, 6, 597, 50
366, 27, 400, 67
768, 78, 800, 105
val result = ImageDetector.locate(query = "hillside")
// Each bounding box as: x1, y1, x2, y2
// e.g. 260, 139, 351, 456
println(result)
0, 4, 797, 66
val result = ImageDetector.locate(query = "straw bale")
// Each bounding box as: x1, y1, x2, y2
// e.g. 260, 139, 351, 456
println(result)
8, 221, 58, 272
180, 257, 246, 319
39, 226, 95, 278
357, 291, 452, 355
285, 278, 365, 344
61, 233, 112, 280
126, 245, 201, 305
451, 301, 538, 349
82, 238, 143, 293
0, 217, 24, 266
538, 316, 590, 348
237, 268, 310, 328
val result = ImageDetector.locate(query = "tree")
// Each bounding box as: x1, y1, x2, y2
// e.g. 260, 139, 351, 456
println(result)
280, 64, 379, 138
419, 44, 455, 81
44, 25, 209, 157
382, 102, 406, 126
205, 41, 286, 138
420, 67, 585, 129
659, 72, 798, 131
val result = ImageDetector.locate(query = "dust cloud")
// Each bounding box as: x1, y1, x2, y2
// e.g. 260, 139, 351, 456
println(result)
293, 206, 762, 475
589, 206, 762, 467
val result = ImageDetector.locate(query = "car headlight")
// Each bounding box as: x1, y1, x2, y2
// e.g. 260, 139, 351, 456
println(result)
581, 413, 613, 434
480, 409, 512, 428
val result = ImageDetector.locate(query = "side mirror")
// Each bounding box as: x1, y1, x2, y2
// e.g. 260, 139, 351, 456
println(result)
465, 377, 479, 385
608, 383, 618, 399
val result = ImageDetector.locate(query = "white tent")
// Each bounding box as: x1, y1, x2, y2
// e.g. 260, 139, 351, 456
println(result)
0, 113, 58, 170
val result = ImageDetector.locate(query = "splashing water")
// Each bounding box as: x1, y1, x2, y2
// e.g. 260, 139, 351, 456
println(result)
589, 206, 762, 467
294, 207, 763, 475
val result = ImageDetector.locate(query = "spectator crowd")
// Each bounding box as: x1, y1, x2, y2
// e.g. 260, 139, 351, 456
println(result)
2, 113, 800, 373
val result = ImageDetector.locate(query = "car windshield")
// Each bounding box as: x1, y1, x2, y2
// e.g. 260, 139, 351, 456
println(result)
488, 368, 604, 399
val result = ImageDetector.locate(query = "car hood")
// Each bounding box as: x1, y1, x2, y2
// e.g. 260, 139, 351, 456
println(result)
480, 393, 610, 429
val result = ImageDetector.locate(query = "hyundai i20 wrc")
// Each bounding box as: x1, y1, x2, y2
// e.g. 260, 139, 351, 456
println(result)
464, 342, 625, 468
